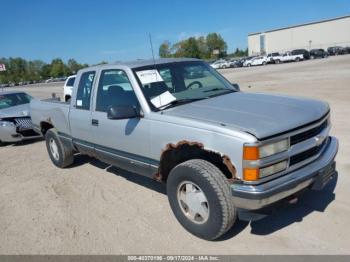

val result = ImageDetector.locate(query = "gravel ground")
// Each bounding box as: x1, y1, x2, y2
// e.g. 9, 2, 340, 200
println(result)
0, 55, 349, 254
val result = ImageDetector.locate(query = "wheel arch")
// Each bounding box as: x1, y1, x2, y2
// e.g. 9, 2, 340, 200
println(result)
40, 121, 54, 135
156, 140, 237, 182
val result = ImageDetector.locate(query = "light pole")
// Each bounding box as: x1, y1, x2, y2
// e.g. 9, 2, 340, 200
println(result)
308, 40, 312, 51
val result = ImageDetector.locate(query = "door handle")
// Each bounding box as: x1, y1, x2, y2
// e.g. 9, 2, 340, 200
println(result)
92, 119, 99, 126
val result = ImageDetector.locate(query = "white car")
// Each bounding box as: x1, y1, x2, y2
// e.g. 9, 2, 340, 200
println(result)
243, 56, 268, 67
210, 60, 230, 69
63, 75, 76, 102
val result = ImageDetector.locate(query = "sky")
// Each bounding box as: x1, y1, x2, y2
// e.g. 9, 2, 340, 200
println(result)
1, 0, 350, 64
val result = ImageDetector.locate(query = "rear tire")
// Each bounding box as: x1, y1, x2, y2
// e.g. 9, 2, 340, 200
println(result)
45, 128, 74, 168
275, 59, 280, 64
295, 57, 300, 62
167, 159, 236, 240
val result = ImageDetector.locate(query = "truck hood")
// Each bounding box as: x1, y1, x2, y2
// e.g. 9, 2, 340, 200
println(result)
0, 103, 31, 119
163, 92, 329, 139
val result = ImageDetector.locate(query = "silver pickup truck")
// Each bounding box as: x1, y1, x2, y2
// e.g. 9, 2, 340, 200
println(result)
30, 58, 338, 240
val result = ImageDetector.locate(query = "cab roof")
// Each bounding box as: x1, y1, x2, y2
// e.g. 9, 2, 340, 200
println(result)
84, 58, 202, 71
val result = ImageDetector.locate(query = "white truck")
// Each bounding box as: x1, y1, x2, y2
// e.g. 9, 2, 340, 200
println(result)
63, 75, 76, 102
274, 52, 304, 64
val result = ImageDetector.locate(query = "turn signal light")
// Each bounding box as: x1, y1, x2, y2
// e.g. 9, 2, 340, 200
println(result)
243, 168, 259, 181
243, 146, 259, 160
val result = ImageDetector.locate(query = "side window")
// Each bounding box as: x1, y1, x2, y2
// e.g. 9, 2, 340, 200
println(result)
96, 69, 139, 112
76, 71, 95, 110
159, 68, 173, 89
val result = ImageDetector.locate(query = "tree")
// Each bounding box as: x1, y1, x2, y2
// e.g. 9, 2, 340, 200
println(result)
40, 64, 52, 79
159, 41, 171, 58
180, 37, 201, 58
206, 33, 227, 58
197, 36, 209, 59
50, 58, 68, 78
0, 57, 89, 84
158, 32, 229, 59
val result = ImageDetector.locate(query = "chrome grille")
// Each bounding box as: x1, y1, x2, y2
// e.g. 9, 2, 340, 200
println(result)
289, 139, 327, 166
290, 119, 328, 145
14, 117, 33, 130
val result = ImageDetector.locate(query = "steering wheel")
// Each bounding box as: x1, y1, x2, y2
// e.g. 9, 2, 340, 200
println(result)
187, 81, 203, 89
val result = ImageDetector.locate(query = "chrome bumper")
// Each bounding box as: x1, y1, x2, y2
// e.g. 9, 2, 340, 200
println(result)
231, 136, 338, 210
0, 125, 40, 143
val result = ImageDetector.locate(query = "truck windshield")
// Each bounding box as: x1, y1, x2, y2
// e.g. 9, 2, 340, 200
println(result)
0, 93, 32, 110
133, 61, 236, 110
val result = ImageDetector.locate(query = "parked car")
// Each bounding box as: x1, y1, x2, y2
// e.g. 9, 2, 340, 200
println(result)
63, 75, 76, 102
291, 49, 310, 60
210, 59, 230, 69
327, 46, 344, 56
266, 52, 282, 63
30, 58, 338, 240
0, 91, 41, 144
310, 49, 328, 59
275, 52, 303, 63
243, 56, 268, 67
228, 59, 243, 68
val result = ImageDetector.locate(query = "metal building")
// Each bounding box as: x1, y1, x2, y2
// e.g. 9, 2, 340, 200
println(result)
248, 15, 350, 56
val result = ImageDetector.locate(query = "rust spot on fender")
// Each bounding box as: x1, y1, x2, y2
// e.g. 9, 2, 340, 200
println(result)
222, 155, 237, 177
156, 140, 237, 182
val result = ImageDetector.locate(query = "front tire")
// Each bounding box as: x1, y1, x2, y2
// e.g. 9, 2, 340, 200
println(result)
167, 159, 236, 240
45, 128, 74, 168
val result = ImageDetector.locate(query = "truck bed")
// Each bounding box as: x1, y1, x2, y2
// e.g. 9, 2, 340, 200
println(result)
30, 98, 71, 136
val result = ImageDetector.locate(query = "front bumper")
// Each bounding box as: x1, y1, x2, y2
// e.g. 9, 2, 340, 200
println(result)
231, 136, 338, 210
0, 125, 41, 143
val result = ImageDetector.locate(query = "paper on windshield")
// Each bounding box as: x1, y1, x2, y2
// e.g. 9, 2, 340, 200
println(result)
150, 91, 176, 108
136, 69, 163, 85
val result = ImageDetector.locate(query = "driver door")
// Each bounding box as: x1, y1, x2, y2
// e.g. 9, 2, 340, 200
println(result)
90, 68, 153, 177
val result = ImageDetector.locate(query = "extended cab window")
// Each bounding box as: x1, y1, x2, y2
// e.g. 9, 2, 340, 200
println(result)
76, 71, 95, 110
96, 69, 139, 112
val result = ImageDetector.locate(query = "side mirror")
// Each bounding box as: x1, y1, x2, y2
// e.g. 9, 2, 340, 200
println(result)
231, 83, 240, 91
107, 105, 140, 120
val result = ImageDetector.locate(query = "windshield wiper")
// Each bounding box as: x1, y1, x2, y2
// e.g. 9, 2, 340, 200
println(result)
203, 88, 236, 93
160, 98, 206, 110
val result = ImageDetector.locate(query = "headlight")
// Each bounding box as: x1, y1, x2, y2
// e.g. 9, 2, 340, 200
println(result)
243, 138, 289, 160
259, 139, 289, 158
0, 120, 15, 127
260, 160, 288, 178
243, 160, 288, 181
243, 139, 290, 181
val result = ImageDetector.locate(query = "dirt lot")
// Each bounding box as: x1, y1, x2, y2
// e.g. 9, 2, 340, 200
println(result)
1, 55, 349, 254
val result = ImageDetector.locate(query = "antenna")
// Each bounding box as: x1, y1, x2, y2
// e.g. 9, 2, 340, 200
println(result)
149, 33, 156, 64
149, 33, 158, 83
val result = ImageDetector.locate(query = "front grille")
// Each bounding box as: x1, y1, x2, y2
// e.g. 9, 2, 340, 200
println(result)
14, 117, 33, 130
289, 139, 326, 166
290, 119, 328, 145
